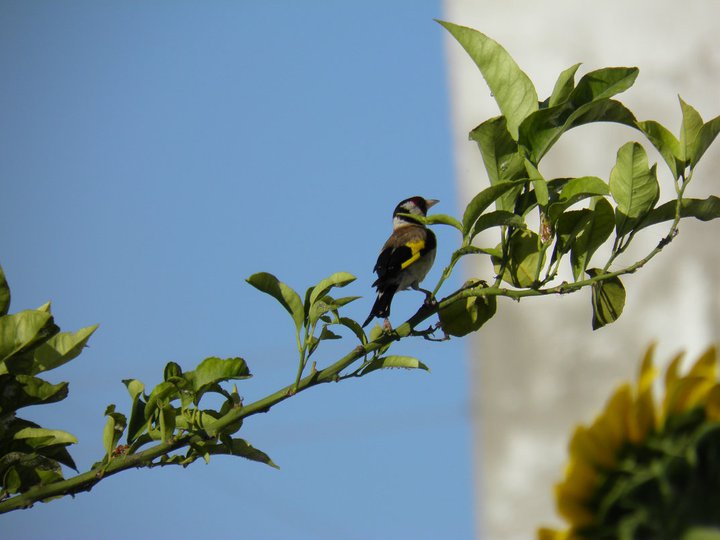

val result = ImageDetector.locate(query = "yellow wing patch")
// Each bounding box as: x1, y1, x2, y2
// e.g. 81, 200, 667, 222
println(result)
400, 239, 425, 270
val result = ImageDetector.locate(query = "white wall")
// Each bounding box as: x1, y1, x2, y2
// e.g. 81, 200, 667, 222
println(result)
442, 1, 720, 538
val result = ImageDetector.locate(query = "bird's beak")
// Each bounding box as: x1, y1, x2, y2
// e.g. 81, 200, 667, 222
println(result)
426, 199, 439, 209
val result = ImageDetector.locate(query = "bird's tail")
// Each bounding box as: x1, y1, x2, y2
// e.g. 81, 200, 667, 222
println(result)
362, 285, 398, 327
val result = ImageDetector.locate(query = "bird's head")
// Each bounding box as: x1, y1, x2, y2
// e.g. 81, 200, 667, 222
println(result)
392, 196, 439, 228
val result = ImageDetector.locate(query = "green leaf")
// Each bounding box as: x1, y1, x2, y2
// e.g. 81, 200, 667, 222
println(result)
609, 142, 659, 237
524, 159, 548, 206
682, 529, 720, 540
548, 63, 581, 107
0, 310, 57, 367
469, 116, 525, 190
309, 272, 356, 307
338, 316, 366, 345
492, 230, 544, 288
553, 209, 592, 260
360, 355, 429, 376
159, 405, 176, 443
438, 20, 538, 139
571, 197, 615, 281
202, 438, 279, 469
571, 67, 639, 105
520, 98, 637, 163
14, 427, 78, 448
635, 119, 682, 179
468, 210, 525, 241
246, 272, 305, 334
462, 179, 529, 235
588, 269, 626, 329
637, 196, 720, 231
679, 96, 704, 164
693, 113, 720, 167
123, 378, 145, 400
0, 265, 9, 316
439, 284, 496, 337
547, 176, 610, 223
30, 324, 98, 375
0, 374, 69, 412
184, 356, 251, 395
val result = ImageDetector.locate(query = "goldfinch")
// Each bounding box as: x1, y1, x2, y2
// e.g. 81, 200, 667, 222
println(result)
362, 196, 438, 328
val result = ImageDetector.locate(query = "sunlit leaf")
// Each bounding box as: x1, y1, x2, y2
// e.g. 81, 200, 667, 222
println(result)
309, 272, 356, 307
0, 310, 57, 367
360, 355, 429, 376
31, 324, 98, 375
438, 20, 538, 139
246, 272, 305, 334
548, 63, 581, 107
609, 142, 659, 237
184, 357, 251, 395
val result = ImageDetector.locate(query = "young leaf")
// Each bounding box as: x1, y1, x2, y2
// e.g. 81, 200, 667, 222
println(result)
588, 269, 626, 329
309, 272, 356, 307
548, 63, 581, 107
0, 265, 10, 316
246, 272, 305, 334
402, 213, 463, 231
360, 355, 429, 376
524, 159, 549, 206
609, 142, 660, 237
438, 20, 538, 139
571, 198, 615, 281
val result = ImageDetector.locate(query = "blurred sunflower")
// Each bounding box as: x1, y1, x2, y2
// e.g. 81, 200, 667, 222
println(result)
539, 344, 720, 540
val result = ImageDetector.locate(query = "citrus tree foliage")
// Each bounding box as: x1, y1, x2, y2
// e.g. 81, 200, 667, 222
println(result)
1, 21, 719, 514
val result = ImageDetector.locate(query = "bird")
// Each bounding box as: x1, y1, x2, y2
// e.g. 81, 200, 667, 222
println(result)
362, 196, 439, 329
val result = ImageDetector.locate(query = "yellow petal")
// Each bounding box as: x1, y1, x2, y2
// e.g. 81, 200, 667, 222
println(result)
705, 384, 720, 421
688, 346, 717, 380
629, 384, 656, 443
537, 527, 570, 540
662, 352, 685, 423
637, 343, 658, 394
569, 425, 616, 469
666, 376, 716, 416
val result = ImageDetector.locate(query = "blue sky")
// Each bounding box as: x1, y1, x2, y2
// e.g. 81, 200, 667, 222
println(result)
0, 2, 474, 539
